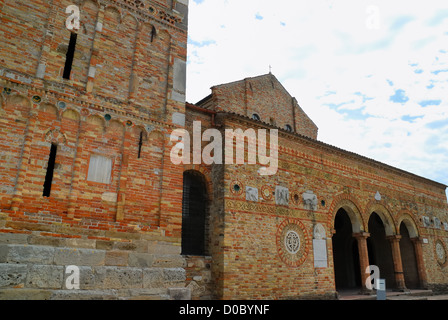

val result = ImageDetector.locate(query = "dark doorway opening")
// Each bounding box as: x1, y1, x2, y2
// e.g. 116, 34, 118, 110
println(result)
368, 212, 396, 289
332, 208, 361, 289
400, 222, 420, 289
181, 171, 208, 256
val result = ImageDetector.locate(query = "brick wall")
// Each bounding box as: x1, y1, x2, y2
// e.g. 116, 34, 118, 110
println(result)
209, 113, 448, 299
0, 0, 210, 300
198, 74, 319, 140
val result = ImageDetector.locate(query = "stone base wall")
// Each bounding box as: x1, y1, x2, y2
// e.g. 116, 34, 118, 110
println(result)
0, 232, 212, 300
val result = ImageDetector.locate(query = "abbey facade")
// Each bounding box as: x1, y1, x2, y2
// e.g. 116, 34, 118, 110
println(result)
0, 0, 447, 300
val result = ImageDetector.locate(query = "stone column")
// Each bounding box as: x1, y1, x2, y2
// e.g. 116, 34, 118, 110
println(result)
411, 237, 428, 289
387, 235, 407, 291
353, 232, 371, 294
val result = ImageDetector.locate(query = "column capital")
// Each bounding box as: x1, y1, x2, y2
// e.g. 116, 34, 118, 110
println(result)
410, 236, 424, 244
352, 232, 370, 240
387, 234, 402, 242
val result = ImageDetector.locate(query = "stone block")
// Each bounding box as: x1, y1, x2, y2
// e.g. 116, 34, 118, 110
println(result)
96, 240, 113, 250
50, 289, 118, 300
28, 235, 62, 247
102, 267, 143, 289
151, 255, 186, 268
26, 265, 64, 289
53, 247, 105, 266
169, 287, 191, 300
0, 288, 53, 300
0, 244, 54, 265
163, 268, 186, 282
0, 233, 28, 245
64, 238, 96, 249
113, 241, 138, 251
142, 268, 164, 289
105, 251, 129, 267
128, 252, 153, 268
0, 263, 28, 288
147, 242, 181, 255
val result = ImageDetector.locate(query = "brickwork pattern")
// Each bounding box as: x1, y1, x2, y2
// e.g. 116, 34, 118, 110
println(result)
0, 0, 206, 300
198, 74, 319, 140
202, 113, 448, 299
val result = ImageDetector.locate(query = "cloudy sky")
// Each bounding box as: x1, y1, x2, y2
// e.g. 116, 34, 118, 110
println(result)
185, 0, 448, 198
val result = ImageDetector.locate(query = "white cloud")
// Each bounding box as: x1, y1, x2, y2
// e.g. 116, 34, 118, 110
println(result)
186, 0, 448, 197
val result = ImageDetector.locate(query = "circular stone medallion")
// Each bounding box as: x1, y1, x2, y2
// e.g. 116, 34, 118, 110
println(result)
276, 219, 310, 267
435, 240, 447, 267
284, 230, 300, 254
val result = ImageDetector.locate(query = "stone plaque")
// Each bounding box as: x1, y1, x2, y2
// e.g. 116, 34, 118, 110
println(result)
434, 217, 441, 229
313, 239, 328, 268
302, 190, 317, 211
422, 216, 431, 228
314, 224, 326, 240
375, 191, 382, 201
246, 186, 258, 202
275, 186, 289, 206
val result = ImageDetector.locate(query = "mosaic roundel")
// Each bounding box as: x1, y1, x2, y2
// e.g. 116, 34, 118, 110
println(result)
230, 180, 244, 196
261, 185, 273, 201
285, 230, 300, 254
276, 218, 310, 267
435, 240, 447, 267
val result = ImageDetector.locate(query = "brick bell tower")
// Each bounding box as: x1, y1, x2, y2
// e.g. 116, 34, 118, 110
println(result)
0, 0, 210, 300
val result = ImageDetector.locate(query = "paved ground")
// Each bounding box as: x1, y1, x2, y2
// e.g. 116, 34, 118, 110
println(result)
337, 289, 448, 300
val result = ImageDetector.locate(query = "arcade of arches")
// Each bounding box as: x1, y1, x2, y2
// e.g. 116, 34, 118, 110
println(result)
332, 205, 425, 292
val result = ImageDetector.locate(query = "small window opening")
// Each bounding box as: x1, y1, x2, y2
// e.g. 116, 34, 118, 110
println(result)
285, 124, 293, 132
63, 32, 78, 80
43, 143, 58, 197
252, 114, 260, 121
138, 131, 143, 159
151, 26, 157, 42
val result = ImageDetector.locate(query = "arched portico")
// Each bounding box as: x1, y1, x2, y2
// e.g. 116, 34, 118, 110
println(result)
331, 199, 367, 292
397, 213, 427, 289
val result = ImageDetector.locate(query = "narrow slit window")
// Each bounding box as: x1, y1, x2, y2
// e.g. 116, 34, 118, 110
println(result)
150, 26, 157, 42
63, 32, 78, 80
138, 131, 143, 159
43, 143, 58, 197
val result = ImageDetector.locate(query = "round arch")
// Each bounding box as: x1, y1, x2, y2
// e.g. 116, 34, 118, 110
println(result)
6, 94, 31, 110
328, 196, 365, 233
396, 212, 420, 238
365, 203, 397, 236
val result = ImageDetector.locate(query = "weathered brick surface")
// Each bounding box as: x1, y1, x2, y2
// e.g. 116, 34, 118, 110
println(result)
187, 94, 448, 299
1, 0, 447, 301
197, 74, 319, 139
0, 0, 211, 300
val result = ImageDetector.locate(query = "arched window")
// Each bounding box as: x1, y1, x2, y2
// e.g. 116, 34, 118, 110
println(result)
182, 171, 208, 255
252, 113, 260, 121
285, 124, 293, 132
